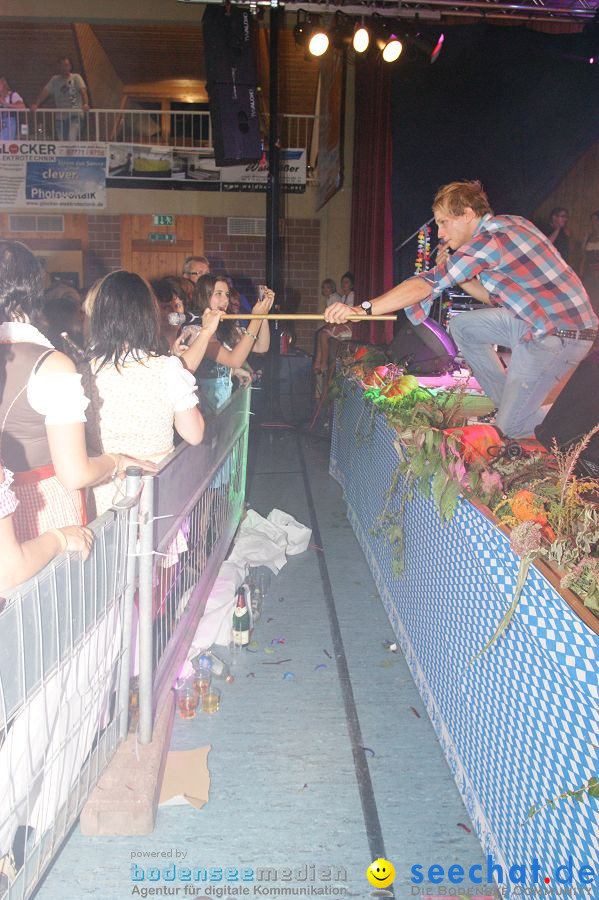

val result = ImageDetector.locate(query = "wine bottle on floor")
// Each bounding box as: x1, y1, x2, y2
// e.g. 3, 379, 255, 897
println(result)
232, 589, 250, 647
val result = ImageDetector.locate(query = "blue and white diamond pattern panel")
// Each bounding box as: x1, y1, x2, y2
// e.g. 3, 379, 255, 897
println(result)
331, 386, 599, 896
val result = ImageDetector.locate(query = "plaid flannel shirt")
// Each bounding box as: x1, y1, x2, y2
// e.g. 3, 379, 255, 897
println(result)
409, 214, 598, 337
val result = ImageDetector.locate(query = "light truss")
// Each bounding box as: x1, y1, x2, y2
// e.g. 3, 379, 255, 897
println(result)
181, 0, 598, 25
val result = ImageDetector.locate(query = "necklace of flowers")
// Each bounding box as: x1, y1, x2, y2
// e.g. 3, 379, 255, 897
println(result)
414, 224, 431, 274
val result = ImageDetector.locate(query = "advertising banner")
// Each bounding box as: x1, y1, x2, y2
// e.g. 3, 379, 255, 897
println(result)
108, 144, 306, 192
0, 140, 106, 208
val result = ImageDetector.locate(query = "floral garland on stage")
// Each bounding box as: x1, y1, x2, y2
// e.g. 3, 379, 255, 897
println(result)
414, 224, 431, 274
335, 348, 599, 618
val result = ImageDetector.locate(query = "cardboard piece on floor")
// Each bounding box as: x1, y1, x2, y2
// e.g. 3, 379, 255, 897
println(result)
158, 745, 211, 809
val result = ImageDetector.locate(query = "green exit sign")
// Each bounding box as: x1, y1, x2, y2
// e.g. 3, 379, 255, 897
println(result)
153, 215, 174, 226
148, 232, 176, 243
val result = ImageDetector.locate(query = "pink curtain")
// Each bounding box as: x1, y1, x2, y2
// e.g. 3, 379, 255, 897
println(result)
350, 57, 395, 346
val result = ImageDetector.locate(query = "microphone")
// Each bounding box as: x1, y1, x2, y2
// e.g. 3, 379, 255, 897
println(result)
167, 310, 202, 327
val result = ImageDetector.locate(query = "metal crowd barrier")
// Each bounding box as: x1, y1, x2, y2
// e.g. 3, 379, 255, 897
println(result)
0, 384, 251, 898
0, 477, 140, 900
136, 384, 251, 742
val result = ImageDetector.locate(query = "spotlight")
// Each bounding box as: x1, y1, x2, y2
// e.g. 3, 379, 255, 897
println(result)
308, 17, 329, 57
378, 32, 403, 63
293, 10, 310, 47
430, 32, 444, 63
582, 11, 599, 64
353, 22, 370, 53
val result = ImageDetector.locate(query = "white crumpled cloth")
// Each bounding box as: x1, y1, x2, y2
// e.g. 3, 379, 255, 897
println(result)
182, 508, 311, 673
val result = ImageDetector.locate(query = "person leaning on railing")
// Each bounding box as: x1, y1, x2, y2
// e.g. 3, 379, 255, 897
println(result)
0, 463, 93, 593
0, 241, 158, 542
82, 270, 219, 517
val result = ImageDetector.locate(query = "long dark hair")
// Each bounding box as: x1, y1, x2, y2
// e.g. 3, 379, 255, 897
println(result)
0, 240, 45, 326
190, 273, 239, 347
86, 270, 166, 370
151, 275, 191, 309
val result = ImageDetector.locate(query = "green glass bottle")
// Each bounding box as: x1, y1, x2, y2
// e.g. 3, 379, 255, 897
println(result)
232, 589, 250, 647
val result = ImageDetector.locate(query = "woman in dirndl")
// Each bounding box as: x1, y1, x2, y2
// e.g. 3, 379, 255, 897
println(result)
0, 241, 155, 542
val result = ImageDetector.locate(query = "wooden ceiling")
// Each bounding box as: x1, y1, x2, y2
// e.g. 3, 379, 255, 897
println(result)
92, 24, 206, 84
0, 21, 320, 116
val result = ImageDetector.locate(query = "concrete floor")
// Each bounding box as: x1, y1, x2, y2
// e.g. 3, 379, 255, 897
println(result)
34, 426, 498, 900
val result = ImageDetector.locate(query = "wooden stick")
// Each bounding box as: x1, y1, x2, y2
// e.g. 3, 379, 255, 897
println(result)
220, 313, 396, 321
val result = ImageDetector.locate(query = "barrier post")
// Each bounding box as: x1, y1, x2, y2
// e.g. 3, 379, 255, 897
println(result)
117, 466, 143, 740
138, 474, 155, 745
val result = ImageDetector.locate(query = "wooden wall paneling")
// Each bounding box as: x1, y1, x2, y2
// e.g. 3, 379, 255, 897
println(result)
533, 137, 599, 271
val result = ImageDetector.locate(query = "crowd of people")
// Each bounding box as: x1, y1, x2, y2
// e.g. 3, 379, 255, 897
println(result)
0, 244, 274, 592
0, 57, 89, 141
313, 271, 355, 374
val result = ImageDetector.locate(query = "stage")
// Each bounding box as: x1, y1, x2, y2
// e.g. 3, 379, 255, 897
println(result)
330, 376, 599, 895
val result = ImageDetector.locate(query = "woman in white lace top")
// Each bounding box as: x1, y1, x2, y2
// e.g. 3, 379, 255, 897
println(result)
83, 271, 221, 516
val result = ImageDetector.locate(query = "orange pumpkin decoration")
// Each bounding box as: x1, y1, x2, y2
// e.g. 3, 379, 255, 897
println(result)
444, 425, 502, 465
510, 489, 548, 525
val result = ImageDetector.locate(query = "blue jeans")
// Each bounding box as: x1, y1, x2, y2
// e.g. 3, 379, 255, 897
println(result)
0, 113, 17, 140
448, 307, 592, 438
56, 112, 83, 141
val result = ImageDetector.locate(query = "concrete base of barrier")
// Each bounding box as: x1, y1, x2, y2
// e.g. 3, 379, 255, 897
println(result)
80, 690, 175, 836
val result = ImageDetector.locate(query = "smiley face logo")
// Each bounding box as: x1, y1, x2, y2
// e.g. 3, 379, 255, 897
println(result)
366, 858, 395, 888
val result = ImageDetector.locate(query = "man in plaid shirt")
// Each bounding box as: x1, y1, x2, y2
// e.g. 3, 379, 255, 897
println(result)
324, 180, 597, 439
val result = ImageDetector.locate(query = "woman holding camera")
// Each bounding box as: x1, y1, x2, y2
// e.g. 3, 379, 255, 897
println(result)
176, 275, 274, 411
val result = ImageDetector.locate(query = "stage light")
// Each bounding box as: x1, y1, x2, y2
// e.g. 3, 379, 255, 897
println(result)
430, 32, 445, 63
293, 10, 309, 47
353, 22, 370, 53
581, 11, 599, 64
308, 18, 329, 57
379, 33, 402, 62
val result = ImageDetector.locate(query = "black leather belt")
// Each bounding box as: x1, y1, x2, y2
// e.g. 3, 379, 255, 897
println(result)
553, 328, 597, 341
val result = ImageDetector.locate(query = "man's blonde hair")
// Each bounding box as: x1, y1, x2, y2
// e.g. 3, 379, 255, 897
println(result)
433, 180, 492, 217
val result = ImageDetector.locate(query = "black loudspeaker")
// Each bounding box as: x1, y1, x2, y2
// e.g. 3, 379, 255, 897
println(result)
207, 82, 261, 168
386, 319, 458, 375
252, 352, 313, 424
202, 6, 261, 167
203, 6, 257, 86
535, 346, 599, 474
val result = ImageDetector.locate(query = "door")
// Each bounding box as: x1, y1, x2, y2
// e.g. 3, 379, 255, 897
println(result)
121, 215, 204, 281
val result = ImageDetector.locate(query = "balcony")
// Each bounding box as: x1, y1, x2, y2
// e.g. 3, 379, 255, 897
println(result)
3, 108, 318, 181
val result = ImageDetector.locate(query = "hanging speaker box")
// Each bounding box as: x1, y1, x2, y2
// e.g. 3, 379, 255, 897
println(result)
203, 6, 258, 86
207, 82, 261, 167
202, 6, 261, 167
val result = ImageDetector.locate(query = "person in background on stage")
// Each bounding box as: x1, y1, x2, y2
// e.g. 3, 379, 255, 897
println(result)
31, 57, 89, 142
581, 210, 599, 315
313, 278, 343, 374
324, 180, 597, 439
182, 256, 210, 285
0, 75, 25, 140
0, 463, 92, 592
178, 275, 273, 411
545, 206, 570, 263
0, 241, 156, 541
